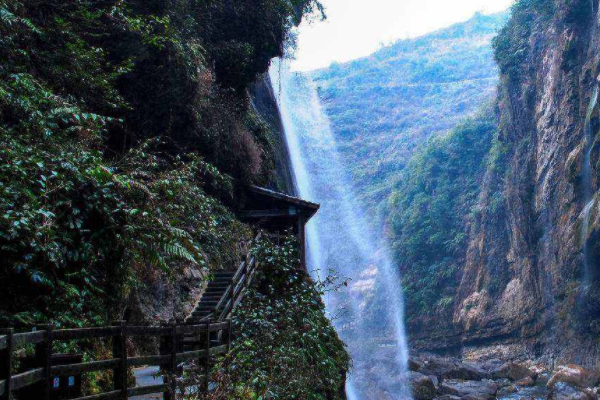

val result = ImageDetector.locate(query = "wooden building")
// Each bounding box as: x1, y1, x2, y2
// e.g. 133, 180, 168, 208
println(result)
240, 186, 319, 271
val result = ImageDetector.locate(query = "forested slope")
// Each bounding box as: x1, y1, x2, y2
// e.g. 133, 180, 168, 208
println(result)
311, 12, 508, 214
0, 1, 348, 397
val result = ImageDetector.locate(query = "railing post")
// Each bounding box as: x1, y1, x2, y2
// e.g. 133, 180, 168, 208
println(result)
112, 320, 127, 399
36, 324, 53, 400
159, 322, 171, 400
175, 319, 184, 356
166, 320, 177, 400
204, 321, 210, 393
0, 328, 14, 400
226, 320, 232, 353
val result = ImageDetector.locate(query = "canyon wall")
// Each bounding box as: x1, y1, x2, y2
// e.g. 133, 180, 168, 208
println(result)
412, 0, 600, 368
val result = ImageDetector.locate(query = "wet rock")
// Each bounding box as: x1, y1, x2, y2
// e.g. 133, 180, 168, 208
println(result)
548, 382, 595, 400
494, 378, 512, 388
438, 379, 498, 400
491, 362, 537, 381
410, 356, 424, 372
435, 396, 461, 400
515, 376, 536, 387
421, 357, 485, 381
547, 365, 600, 390
408, 372, 437, 400
503, 385, 518, 394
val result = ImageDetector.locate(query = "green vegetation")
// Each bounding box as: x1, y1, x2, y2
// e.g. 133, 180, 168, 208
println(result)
0, 0, 323, 329
1, 0, 349, 396
493, 0, 556, 80
312, 12, 507, 215
389, 105, 498, 319
205, 236, 349, 400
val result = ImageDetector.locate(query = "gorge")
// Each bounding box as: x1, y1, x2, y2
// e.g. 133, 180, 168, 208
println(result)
3, 0, 600, 399
267, 0, 600, 398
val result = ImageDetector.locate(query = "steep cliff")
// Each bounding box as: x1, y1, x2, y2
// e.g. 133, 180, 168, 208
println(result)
409, 0, 600, 367
250, 73, 297, 196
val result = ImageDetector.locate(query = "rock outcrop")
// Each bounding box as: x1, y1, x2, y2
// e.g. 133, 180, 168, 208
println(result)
409, 0, 600, 369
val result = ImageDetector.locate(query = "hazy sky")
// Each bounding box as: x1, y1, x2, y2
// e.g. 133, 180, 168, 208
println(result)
292, 0, 515, 71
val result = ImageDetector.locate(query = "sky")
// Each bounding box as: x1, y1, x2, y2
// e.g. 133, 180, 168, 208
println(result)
292, 0, 515, 71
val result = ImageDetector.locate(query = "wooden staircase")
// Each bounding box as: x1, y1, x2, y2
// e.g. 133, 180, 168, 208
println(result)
181, 235, 260, 357
188, 269, 237, 323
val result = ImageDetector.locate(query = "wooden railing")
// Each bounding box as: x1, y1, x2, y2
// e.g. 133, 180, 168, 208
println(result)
209, 234, 262, 323
1, 233, 267, 399
0, 320, 231, 400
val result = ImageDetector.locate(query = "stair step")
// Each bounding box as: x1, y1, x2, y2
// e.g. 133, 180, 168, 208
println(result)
193, 310, 212, 316
193, 311, 214, 316
212, 276, 233, 281
204, 290, 226, 295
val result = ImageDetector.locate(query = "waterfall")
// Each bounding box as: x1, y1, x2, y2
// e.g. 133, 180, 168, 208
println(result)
581, 85, 599, 288
270, 59, 412, 400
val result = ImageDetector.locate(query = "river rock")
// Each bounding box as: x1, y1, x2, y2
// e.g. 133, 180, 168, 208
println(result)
491, 362, 537, 381
408, 372, 437, 400
438, 379, 498, 400
410, 356, 424, 372
548, 382, 596, 400
547, 365, 600, 390
515, 376, 536, 387
421, 357, 485, 381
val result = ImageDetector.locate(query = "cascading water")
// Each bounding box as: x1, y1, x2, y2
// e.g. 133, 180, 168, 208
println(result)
270, 59, 412, 400
581, 85, 599, 288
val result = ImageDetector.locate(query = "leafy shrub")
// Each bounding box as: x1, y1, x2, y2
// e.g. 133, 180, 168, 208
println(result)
206, 235, 350, 400
493, 0, 555, 81
0, 0, 324, 327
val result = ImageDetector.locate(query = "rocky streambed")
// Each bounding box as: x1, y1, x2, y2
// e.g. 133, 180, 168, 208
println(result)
405, 355, 600, 400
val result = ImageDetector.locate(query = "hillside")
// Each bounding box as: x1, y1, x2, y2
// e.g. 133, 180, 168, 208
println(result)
311, 11, 508, 214
0, 0, 349, 398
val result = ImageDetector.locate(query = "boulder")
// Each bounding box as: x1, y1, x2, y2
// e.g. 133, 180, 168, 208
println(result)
409, 356, 424, 372
547, 365, 600, 390
408, 372, 437, 400
438, 379, 498, 400
548, 382, 595, 400
515, 376, 535, 387
421, 357, 485, 381
490, 362, 537, 381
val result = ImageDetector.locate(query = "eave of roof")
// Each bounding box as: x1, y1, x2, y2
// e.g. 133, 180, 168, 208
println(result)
249, 186, 320, 218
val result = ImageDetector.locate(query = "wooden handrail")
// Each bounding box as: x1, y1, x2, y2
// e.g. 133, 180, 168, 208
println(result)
209, 232, 263, 323
0, 320, 231, 400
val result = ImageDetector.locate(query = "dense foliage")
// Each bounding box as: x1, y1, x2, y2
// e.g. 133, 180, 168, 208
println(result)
389, 105, 498, 320
492, 0, 556, 81
206, 236, 350, 400
0, 0, 323, 327
312, 12, 507, 215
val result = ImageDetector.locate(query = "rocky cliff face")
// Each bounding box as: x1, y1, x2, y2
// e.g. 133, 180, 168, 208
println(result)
250, 73, 297, 196
420, 0, 600, 367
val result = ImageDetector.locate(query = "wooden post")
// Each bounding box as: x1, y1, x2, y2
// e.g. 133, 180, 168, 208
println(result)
226, 320, 232, 353
112, 320, 127, 399
204, 321, 210, 393
36, 324, 53, 400
0, 328, 13, 400
159, 322, 171, 400
167, 320, 178, 400
297, 215, 307, 271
